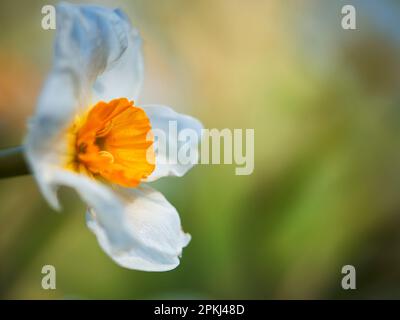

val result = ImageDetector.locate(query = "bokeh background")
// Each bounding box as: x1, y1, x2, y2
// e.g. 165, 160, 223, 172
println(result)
0, 0, 400, 299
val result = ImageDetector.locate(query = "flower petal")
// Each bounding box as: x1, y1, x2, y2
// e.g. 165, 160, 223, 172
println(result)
48, 169, 135, 247
92, 8, 144, 102
86, 184, 191, 271
142, 105, 203, 182
53, 2, 141, 109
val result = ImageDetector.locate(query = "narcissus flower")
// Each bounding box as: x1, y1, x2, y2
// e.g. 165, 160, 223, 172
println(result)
25, 3, 202, 271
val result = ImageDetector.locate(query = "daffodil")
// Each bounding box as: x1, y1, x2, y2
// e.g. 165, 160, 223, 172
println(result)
24, 3, 203, 271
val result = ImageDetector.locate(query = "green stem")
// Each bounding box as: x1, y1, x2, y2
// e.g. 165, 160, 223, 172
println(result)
0, 146, 30, 179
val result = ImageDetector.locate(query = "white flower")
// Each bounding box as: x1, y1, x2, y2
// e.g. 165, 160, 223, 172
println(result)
24, 2, 203, 271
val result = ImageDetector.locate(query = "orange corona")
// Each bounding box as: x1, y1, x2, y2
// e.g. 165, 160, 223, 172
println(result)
66, 98, 155, 187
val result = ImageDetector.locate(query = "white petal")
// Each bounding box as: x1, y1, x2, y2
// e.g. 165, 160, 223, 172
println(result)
38, 168, 134, 249
87, 185, 191, 271
53, 3, 142, 108
142, 105, 204, 182
92, 8, 144, 102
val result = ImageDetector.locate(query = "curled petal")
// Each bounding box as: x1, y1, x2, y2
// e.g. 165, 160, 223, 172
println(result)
39, 168, 134, 250
92, 8, 144, 103
87, 184, 191, 271
142, 105, 204, 182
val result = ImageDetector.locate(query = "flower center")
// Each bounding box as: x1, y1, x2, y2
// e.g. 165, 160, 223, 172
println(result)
66, 98, 155, 187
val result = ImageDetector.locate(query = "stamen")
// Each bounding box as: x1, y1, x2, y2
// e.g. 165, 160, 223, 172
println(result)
99, 150, 114, 163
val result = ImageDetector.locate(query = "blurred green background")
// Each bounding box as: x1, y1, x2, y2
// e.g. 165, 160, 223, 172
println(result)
1, 0, 400, 299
